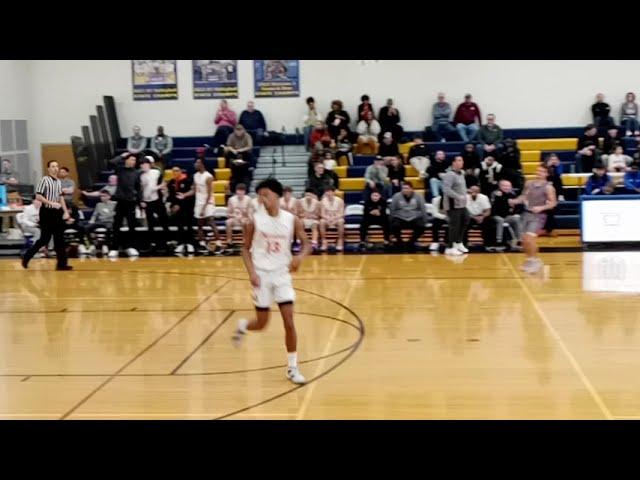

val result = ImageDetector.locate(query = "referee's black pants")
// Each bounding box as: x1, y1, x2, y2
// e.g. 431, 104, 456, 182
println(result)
23, 207, 68, 267
144, 199, 169, 247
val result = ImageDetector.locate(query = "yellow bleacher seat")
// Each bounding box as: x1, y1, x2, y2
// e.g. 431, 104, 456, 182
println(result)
340, 178, 366, 191
405, 165, 419, 177
338, 155, 350, 166
521, 150, 541, 162
163, 169, 173, 181
334, 166, 347, 178
215, 168, 231, 180
217, 157, 226, 169
335, 190, 344, 199
214, 193, 226, 206
405, 177, 424, 189
399, 142, 414, 156
523, 163, 539, 174
517, 138, 577, 151
213, 180, 228, 193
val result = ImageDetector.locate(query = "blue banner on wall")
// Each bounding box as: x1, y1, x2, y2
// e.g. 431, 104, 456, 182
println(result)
254, 60, 300, 98
192, 60, 238, 99
132, 60, 178, 101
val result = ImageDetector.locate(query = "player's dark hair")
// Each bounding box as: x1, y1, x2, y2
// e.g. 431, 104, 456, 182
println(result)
255, 177, 284, 197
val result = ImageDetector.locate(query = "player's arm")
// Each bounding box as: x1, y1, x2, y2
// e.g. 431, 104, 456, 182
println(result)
291, 217, 311, 272
180, 181, 196, 199
241, 221, 260, 287
511, 182, 529, 206
542, 184, 558, 211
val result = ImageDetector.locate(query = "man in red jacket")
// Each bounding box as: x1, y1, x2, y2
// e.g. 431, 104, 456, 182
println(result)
454, 94, 482, 142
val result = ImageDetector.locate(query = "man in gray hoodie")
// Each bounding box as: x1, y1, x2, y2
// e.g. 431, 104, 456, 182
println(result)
431, 93, 456, 142
389, 181, 427, 251
126, 126, 147, 157
442, 156, 469, 256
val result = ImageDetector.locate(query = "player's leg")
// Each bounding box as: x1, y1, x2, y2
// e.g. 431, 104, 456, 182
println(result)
225, 218, 234, 246
310, 221, 319, 248
232, 270, 272, 346
275, 272, 305, 384
319, 219, 328, 251
336, 219, 345, 251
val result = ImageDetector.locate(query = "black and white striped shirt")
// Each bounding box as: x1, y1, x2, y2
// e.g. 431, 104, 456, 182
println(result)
36, 175, 62, 206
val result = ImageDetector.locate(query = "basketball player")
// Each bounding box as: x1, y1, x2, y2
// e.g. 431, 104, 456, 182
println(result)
232, 178, 312, 385
298, 188, 321, 250
510, 164, 557, 273
177, 158, 223, 254
280, 186, 298, 214
319, 186, 345, 251
225, 183, 251, 251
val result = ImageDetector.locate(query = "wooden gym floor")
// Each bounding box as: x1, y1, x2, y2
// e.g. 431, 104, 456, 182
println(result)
2, 249, 639, 420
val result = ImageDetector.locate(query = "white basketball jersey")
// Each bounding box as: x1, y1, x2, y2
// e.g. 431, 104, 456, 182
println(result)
228, 195, 251, 219
321, 196, 344, 220
300, 197, 320, 220
194, 171, 213, 204
251, 208, 295, 271
280, 196, 298, 214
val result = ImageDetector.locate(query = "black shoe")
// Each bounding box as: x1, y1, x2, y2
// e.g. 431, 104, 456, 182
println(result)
21, 254, 29, 269
55, 265, 73, 271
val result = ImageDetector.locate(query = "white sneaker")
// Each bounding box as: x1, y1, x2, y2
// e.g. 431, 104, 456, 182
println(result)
126, 248, 139, 257
88, 245, 97, 255
78, 244, 88, 255
186, 244, 195, 254
454, 242, 469, 253
523, 258, 543, 273
231, 318, 249, 348
429, 242, 440, 251
445, 247, 463, 256
174, 244, 185, 254
626, 130, 632, 137
286, 367, 307, 385
107, 250, 119, 258
101, 245, 109, 255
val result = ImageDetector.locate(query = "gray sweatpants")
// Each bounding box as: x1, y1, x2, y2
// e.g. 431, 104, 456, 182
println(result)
494, 214, 521, 244
447, 208, 469, 247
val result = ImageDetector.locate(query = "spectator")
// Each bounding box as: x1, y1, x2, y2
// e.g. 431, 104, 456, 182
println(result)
426, 150, 448, 198
58, 166, 75, 208
357, 94, 374, 122
592, 93, 615, 129
17, 200, 50, 256
83, 174, 117, 198
442, 156, 469, 256
225, 183, 251, 251
139, 157, 169, 252
78, 189, 117, 256
239, 101, 268, 145
326, 100, 350, 139
389, 181, 427, 252
298, 188, 321, 249
309, 121, 332, 154
476, 114, 504, 158
107, 153, 141, 258
308, 162, 336, 198
462, 142, 481, 180
602, 126, 622, 155
497, 138, 523, 189
545, 154, 565, 202
584, 164, 614, 195
464, 185, 492, 249
302, 97, 323, 152
319, 186, 345, 251
280, 186, 298, 214
605, 146, 632, 172
430, 92, 456, 142
364, 156, 390, 198
356, 111, 381, 154
167, 166, 196, 254
225, 124, 254, 193
322, 153, 340, 191
334, 128, 353, 166
0, 158, 18, 186
378, 131, 400, 162
126, 126, 147, 157
148, 126, 173, 167
624, 161, 640, 193
213, 99, 238, 147
575, 137, 602, 174
408, 135, 430, 181
490, 179, 522, 250
620, 92, 640, 137
359, 190, 390, 249
454, 94, 482, 142
378, 98, 403, 142
428, 195, 448, 252
388, 156, 405, 195
478, 155, 504, 196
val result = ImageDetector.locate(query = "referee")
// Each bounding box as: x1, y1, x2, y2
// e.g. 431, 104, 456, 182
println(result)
21, 160, 73, 271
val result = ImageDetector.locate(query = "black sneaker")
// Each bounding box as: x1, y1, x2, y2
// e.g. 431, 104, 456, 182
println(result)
56, 265, 73, 271
21, 254, 29, 269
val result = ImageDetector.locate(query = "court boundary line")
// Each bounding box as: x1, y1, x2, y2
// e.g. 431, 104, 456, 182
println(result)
58, 279, 232, 420
500, 253, 613, 420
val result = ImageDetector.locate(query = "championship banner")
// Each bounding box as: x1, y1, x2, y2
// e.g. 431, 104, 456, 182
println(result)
254, 60, 300, 97
192, 60, 238, 99
131, 60, 178, 101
